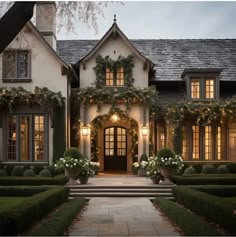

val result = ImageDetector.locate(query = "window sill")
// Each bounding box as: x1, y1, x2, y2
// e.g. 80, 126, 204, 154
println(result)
2, 78, 32, 83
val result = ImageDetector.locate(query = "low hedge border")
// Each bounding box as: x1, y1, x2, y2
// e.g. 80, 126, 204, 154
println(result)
0, 186, 50, 196
0, 186, 69, 236
0, 174, 68, 185
153, 197, 221, 236
31, 197, 87, 236
173, 186, 236, 235
171, 174, 236, 185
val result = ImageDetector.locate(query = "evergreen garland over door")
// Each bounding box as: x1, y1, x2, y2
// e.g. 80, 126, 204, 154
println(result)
104, 126, 127, 171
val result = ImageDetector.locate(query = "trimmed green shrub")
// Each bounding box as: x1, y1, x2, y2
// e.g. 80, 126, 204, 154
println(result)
3, 165, 14, 176
11, 166, 24, 176
0, 174, 68, 186
153, 197, 221, 236
0, 186, 49, 196
192, 164, 202, 173
201, 164, 217, 174
171, 174, 236, 185
39, 169, 52, 177
139, 153, 148, 162
22, 165, 31, 172
173, 186, 236, 235
193, 185, 236, 197
0, 186, 69, 236
183, 166, 197, 175
227, 163, 236, 173
217, 164, 229, 174
32, 166, 44, 175
23, 169, 36, 177
157, 147, 174, 158
31, 198, 86, 236
0, 169, 8, 176
63, 147, 84, 160
46, 165, 56, 176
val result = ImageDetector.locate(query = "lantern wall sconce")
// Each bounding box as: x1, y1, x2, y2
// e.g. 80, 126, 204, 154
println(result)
141, 126, 149, 136
81, 126, 90, 136
110, 114, 119, 123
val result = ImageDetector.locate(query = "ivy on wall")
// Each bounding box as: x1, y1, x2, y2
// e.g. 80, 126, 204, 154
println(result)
0, 86, 65, 111
93, 54, 134, 88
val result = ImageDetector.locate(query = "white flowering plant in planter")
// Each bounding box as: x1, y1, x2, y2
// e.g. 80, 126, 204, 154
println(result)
146, 157, 161, 179
89, 162, 100, 175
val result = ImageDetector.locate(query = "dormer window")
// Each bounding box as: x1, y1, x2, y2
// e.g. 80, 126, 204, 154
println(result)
190, 77, 216, 99
105, 67, 124, 86
182, 69, 221, 100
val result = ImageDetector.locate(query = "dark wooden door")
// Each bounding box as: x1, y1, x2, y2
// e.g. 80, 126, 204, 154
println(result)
104, 127, 127, 171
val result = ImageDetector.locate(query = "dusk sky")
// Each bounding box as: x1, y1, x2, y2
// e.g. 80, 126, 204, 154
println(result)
58, 1, 236, 40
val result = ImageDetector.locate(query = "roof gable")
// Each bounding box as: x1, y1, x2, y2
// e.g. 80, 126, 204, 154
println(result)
80, 22, 153, 69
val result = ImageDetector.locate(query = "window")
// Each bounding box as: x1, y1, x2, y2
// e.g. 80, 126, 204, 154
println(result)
3, 51, 30, 80
183, 124, 224, 161
7, 114, 47, 162
105, 67, 124, 86
190, 78, 216, 100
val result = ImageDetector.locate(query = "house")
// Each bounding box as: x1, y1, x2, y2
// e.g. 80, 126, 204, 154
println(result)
1, 2, 236, 172
0, 2, 71, 166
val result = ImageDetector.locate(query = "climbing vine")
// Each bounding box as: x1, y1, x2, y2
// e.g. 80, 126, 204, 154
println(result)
0, 86, 65, 111
93, 54, 134, 88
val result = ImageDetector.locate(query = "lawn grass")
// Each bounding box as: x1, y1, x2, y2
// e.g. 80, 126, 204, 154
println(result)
0, 197, 28, 212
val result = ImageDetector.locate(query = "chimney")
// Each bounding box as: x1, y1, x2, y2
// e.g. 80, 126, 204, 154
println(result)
36, 2, 56, 50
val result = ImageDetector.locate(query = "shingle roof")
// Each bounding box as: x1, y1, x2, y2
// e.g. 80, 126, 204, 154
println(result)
57, 39, 236, 81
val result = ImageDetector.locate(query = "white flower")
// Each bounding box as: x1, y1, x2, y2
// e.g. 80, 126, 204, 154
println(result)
66, 164, 69, 167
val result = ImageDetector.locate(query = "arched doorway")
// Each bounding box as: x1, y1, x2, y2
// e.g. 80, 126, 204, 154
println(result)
104, 126, 127, 171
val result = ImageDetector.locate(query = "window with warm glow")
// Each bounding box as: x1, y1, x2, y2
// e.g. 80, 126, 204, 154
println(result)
192, 126, 200, 160
205, 79, 215, 99
182, 127, 188, 160
204, 126, 212, 160
7, 114, 46, 161
191, 80, 200, 99
217, 126, 222, 160
105, 67, 125, 86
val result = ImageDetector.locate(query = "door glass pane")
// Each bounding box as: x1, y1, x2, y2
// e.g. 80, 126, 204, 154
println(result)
20, 116, 30, 161
105, 128, 114, 156
7, 116, 17, 160
117, 127, 126, 157
217, 127, 222, 160
192, 126, 200, 160
34, 115, 44, 161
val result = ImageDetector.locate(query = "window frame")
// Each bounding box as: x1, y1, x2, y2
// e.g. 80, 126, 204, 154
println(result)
2, 50, 32, 83
185, 73, 220, 101
2, 108, 48, 163
104, 66, 125, 87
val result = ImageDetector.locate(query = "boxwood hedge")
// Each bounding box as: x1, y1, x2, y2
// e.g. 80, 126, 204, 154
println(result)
173, 186, 236, 235
31, 197, 87, 236
0, 186, 69, 235
153, 197, 222, 236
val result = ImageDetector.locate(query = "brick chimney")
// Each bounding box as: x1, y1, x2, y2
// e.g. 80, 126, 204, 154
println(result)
36, 2, 56, 50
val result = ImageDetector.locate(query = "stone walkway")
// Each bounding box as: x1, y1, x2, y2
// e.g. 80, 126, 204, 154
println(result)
68, 197, 181, 236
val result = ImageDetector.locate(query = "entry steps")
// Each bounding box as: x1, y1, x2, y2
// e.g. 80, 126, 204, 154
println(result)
67, 184, 174, 199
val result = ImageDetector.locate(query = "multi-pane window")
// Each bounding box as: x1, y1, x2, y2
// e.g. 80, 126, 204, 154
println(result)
204, 126, 212, 160
191, 80, 200, 99
3, 51, 30, 79
184, 124, 223, 161
117, 127, 126, 156
192, 126, 200, 160
190, 78, 216, 100
105, 67, 125, 86
7, 114, 46, 161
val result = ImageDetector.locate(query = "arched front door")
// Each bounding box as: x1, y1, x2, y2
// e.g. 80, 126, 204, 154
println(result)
104, 126, 127, 171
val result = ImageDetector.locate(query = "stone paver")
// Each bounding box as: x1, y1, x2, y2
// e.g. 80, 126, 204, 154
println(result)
67, 197, 181, 236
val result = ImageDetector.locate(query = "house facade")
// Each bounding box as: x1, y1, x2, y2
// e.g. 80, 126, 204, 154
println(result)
1, 2, 236, 172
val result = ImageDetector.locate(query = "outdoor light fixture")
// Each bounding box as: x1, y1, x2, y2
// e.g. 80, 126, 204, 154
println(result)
81, 126, 90, 136
110, 114, 119, 123
141, 126, 149, 136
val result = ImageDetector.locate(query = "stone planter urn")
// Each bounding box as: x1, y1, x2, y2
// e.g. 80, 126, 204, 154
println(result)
151, 176, 161, 184
138, 167, 146, 177
160, 167, 175, 184
65, 168, 79, 181
78, 176, 89, 184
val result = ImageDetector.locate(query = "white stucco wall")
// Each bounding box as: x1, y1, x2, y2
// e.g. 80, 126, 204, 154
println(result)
0, 25, 68, 164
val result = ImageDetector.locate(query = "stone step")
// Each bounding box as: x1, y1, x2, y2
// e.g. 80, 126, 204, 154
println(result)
67, 185, 174, 189
68, 192, 173, 198
69, 188, 172, 192
68, 196, 174, 200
